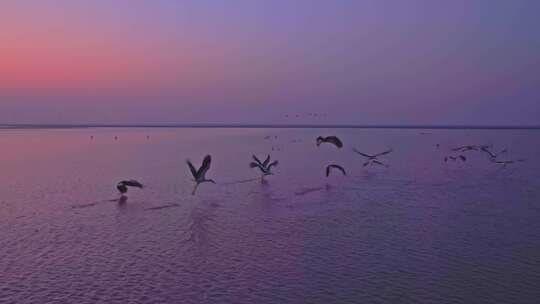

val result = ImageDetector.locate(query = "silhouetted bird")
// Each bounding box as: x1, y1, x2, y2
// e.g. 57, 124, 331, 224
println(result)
316, 136, 343, 148
352, 148, 393, 167
250, 155, 279, 182
116, 180, 144, 196
187, 155, 215, 195
326, 164, 346, 177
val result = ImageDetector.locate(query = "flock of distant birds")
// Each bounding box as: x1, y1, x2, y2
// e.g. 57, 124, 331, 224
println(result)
113, 134, 524, 198
440, 144, 525, 166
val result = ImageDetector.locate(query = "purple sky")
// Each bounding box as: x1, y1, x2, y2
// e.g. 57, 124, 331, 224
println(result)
1, 0, 539, 125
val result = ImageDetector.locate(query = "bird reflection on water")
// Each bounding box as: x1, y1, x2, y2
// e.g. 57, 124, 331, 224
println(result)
182, 201, 220, 248
117, 195, 128, 207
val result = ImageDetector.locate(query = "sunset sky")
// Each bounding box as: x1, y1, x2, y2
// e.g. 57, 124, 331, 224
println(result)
1, 0, 539, 125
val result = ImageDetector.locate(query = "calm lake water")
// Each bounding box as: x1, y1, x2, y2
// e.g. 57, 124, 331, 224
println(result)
1, 128, 539, 303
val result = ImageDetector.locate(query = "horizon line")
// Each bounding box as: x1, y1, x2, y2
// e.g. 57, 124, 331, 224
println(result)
1, 123, 540, 130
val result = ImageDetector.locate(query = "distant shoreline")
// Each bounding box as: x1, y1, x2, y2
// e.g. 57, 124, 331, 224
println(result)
1, 124, 540, 130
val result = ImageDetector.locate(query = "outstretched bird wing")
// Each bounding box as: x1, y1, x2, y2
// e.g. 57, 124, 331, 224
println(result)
328, 136, 344, 148
267, 160, 279, 170
480, 147, 497, 158
372, 160, 387, 167
262, 155, 271, 167
186, 160, 198, 178
353, 148, 374, 159
252, 155, 263, 166
250, 162, 264, 172
121, 180, 144, 188
326, 164, 346, 177
374, 149, 393, 157
459, 145, 479, 151
197, 155, 212, 178
318, 136, 343, 148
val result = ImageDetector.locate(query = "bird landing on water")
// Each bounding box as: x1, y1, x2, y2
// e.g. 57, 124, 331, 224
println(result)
250, 155, 279, 183
116, 180, 144, 197
187, 155, 216, 195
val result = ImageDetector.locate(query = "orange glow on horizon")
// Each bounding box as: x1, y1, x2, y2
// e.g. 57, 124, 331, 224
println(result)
0, 7, 221, 95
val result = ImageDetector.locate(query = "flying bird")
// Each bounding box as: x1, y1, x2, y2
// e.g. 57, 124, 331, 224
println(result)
116, 180, 144, 196
352, 148, 393, 167
326, 164, 347, 177
187, 155, 216, 195
250, 155, 279, 182
316, 136, 343, 148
